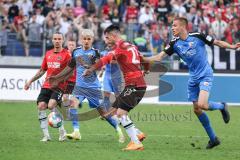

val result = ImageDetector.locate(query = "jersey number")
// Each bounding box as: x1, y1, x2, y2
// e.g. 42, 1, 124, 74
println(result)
128, 47, 140, 64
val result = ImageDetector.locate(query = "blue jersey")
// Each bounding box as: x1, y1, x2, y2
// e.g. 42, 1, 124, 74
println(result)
100, 50, 121, 76
165, 32, 214, 80
72, 47, 100, 88
100, 50, 122, 94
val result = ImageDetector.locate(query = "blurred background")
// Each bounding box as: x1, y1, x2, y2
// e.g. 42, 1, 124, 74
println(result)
0, 0, 239, 71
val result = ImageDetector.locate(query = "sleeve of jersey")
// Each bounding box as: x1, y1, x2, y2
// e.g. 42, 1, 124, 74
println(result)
41, 55, 48, 71
164, 41, 175, 56
93, 53, 113, 69
198, 33, 215, 46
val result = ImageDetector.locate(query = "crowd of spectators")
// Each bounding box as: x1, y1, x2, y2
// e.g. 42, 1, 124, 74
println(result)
0, 0, 239, 56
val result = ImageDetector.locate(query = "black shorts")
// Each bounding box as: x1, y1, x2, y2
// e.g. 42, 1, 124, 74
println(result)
64, 81, 75, 94
37, 88, 63, 104
112, 86, 146, 112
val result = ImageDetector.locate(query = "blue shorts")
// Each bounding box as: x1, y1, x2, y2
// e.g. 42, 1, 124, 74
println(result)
103, 73, 122, 95
72, 87, 102, 108
187, 76, 213, 102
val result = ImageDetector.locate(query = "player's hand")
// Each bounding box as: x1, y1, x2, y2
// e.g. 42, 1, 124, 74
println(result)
235, 42, 240, 50
24, 81, 32, 90
82, 69, 92, 77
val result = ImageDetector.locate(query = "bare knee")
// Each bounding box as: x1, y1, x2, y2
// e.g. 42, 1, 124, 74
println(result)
116, 108, 128, 118
48, 99, 58, 110
197, 102, 208, 110
194, 106, 202, 115
38, 102, 47, 110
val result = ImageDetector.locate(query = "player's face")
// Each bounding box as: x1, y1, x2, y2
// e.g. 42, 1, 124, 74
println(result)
104, 32, 116, 48
52, 34, 64, 48
67, 41, 76, 53
81, 35, 93, 49
172, 20, 184, 37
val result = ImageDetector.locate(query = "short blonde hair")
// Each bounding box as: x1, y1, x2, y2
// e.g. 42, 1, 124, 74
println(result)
80, 29, 94, 38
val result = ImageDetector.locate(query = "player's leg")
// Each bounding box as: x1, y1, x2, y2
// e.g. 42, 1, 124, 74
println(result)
48, 90, 66, 142
102, 76, 112, 111
66, 96, 83, 140
87, 87, 125, 143
193, 100, 220, 149
198, 80, 230, 123
103, 91, 111, 111
105, 105, 146, 142
189, 80, 220, 149
116, 109, 143, 151
114, 86, 146, 150
37, 88, 51, 142
62, 82, 75, 107
62, 94, 71, 107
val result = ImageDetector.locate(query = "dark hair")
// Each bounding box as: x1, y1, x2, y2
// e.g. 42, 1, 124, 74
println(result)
174, 17, 188, 26
53, 32, 64, 39
67, 37, 76, 42
104, 24, 120, 34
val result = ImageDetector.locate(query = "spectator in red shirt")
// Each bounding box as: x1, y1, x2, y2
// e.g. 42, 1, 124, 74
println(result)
102, 0, 115, 17
124, 0, 138, 24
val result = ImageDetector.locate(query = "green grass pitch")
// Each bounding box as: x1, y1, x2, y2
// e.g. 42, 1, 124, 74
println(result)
0, 102, 240, 160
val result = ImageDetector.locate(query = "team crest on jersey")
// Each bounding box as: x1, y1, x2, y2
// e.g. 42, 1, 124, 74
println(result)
88, 53, 94, 58
57, 56, 62, 61
189, 42, 194, 48
203, 82, 209, 86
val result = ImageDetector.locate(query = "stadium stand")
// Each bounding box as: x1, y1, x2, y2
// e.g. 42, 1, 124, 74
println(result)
0, 0, 239, 59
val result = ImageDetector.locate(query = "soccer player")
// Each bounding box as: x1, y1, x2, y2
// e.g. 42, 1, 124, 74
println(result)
48, 29, 125, 143
99, 48, 122, 111
100, 45, 146, 140
24, 33, 71, 142
143, 17, 240, 149
62, 39, 77, 108
83, 25, 150, 151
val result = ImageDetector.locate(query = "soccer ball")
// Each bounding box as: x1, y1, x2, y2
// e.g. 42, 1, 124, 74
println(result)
48, 112, 63, 128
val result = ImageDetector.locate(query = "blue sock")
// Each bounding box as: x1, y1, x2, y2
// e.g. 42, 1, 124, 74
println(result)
103, 97, 111, 111
198, 112, 216, 142
208, 101, 224, 111
69, 108, 79, 130
105, 115, 117, 129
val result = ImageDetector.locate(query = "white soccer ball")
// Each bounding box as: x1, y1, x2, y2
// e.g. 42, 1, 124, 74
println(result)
48, 112, 63, 128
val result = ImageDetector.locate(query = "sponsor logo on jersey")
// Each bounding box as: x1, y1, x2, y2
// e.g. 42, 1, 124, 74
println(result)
47, 62, 60, 68
203, 82, 209, 86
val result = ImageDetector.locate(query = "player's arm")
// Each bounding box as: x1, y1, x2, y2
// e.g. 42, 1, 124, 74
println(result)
24, 68, 46, 90
98, 66, 105, 78
142, 51, 168, 63
48, 58, 75, 86
197, 32, 240, 50
141, 40, 174, 63
83, 52, 113, 76
213, 40, 240, 50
